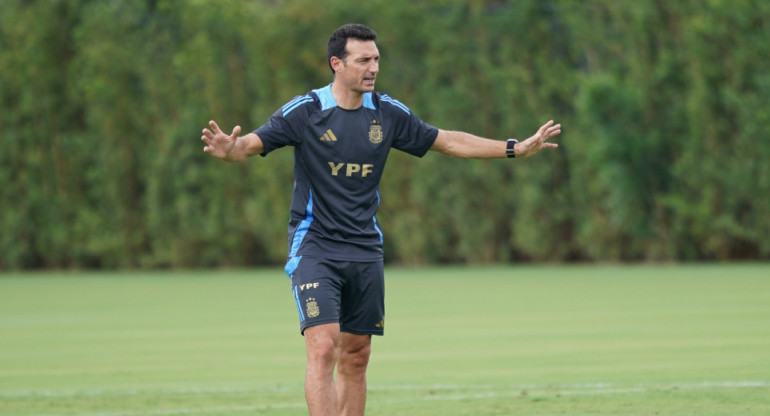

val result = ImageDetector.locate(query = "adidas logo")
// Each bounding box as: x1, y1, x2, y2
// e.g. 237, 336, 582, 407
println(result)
320, 129, 338, 142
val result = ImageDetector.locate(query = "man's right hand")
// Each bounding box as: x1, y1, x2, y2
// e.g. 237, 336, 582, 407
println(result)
202, 120, 241, 160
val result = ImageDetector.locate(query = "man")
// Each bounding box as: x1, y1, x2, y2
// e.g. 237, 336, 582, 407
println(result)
201, 23, 561, 416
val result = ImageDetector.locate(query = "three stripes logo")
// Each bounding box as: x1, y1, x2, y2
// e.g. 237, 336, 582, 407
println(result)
320, 129, 338, 142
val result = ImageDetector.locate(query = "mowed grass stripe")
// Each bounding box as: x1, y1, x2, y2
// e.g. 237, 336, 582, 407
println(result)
2, 382, 768, 416
374, 264, 770, 386
1, 264, 769, 415
3, 380, 769, 398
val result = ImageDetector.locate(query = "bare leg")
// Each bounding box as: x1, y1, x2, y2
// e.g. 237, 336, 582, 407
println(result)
336, 332, 372, 416
304, 323, 341, 416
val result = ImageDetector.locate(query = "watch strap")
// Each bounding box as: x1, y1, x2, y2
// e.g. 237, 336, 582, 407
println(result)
506, 138, 518, 158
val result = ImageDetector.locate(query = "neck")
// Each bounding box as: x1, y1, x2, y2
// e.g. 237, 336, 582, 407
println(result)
330, 81, 364, 110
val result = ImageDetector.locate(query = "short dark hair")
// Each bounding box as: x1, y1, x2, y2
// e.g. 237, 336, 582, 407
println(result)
327, 24, 378, 74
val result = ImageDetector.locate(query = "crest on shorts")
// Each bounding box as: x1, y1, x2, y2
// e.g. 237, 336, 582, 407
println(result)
369, 120, 383, 144
306, 298, 320, 318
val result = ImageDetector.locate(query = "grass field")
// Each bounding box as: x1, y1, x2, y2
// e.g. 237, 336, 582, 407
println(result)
1, 264, 769, 415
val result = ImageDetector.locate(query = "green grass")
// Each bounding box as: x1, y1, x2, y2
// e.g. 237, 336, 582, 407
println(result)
1, 264, 769, 415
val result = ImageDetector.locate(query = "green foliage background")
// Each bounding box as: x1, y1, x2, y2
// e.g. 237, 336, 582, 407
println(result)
2, 0, 769, 269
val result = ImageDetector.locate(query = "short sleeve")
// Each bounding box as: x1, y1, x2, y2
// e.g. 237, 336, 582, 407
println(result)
253, 94, 313, 156
381, 94, 438, 157
392, 112, 439, 157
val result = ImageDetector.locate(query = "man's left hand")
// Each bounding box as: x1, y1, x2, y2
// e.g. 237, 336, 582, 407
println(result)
515, 120, 561, 158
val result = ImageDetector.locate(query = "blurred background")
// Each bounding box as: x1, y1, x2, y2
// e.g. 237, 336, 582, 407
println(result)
1, 0, 768, 269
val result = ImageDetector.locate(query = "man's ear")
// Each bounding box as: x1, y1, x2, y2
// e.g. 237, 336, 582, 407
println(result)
330, 56, 344, 73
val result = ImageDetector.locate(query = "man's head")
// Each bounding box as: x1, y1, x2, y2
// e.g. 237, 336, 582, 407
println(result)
327, 24, 380, 95
327, 24, 378, 75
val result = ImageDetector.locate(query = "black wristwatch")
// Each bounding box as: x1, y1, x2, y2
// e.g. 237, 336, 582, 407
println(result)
506, 138, 518, 158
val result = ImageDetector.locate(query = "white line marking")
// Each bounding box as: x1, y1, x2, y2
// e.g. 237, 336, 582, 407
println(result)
3, 381, 769, 399
6, 381, 769, 416
5, 380, 768, 399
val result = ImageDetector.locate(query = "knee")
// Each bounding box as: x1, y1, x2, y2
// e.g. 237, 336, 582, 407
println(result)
308, 338, 339, 367
339, 342, 371, 373
305, 328, 340, 370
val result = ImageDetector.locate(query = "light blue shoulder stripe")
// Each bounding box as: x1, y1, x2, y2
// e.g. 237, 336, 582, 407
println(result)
313, 85, 337, 111
380, 94, 410, 114
281, 95, 306, 111
312, 84, 376, 110
282, 95, 314, 116
362, 93, 375, 110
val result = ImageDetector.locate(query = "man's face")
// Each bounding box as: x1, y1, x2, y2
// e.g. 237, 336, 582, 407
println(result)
334, 39, 380, 93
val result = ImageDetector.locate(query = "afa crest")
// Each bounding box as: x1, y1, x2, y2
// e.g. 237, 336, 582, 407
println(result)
369, 120, 383, 144
306, 298, 320, 318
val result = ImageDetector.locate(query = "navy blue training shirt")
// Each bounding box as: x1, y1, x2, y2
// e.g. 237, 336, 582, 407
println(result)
254, 84, 438, 272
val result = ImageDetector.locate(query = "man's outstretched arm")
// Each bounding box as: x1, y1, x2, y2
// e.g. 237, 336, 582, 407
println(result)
201, 120, 265, 162
430, 120, 561, 159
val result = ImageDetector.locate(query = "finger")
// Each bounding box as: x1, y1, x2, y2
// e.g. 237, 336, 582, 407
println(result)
202, 128, 215, 140
541, 124, 561, 136
545, 127, 562, 138
201, 135, 213, 146
537, 120, 554, 135
209, 120, 222, 134
230, 125, 242, 139
542, 132, 561, 143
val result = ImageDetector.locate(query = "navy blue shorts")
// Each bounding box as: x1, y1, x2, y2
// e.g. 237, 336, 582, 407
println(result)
287, 257, 385, 336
